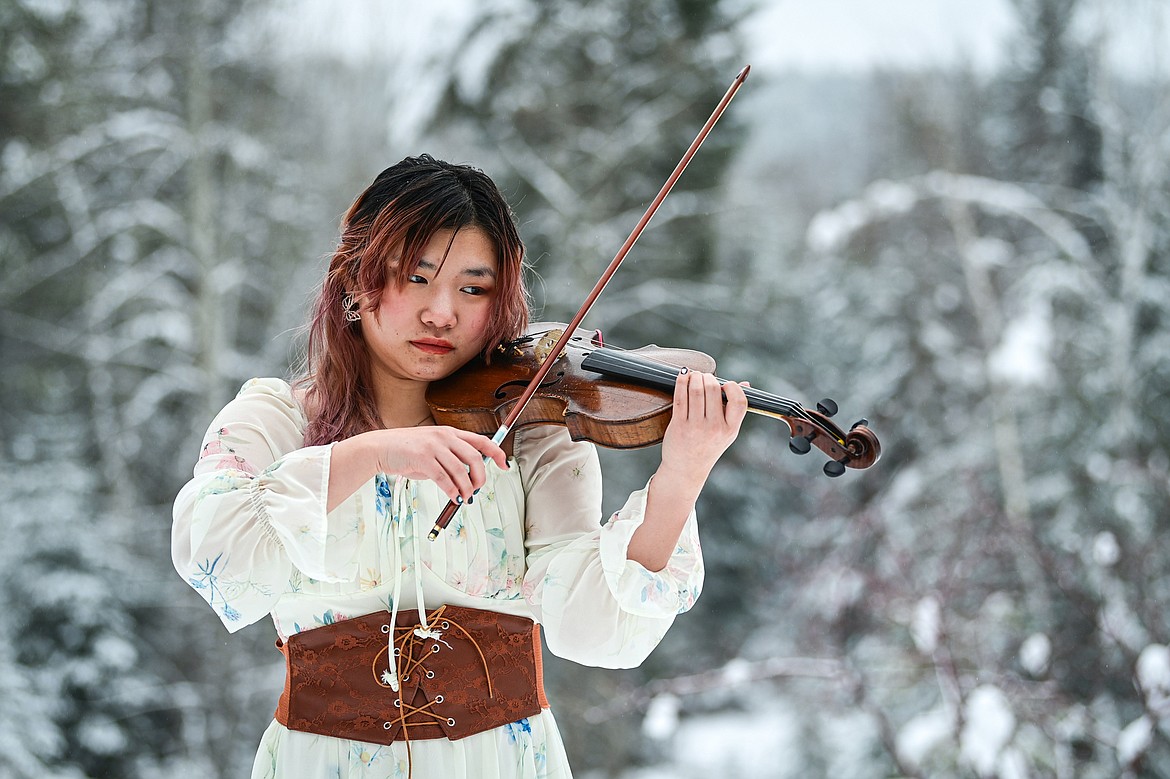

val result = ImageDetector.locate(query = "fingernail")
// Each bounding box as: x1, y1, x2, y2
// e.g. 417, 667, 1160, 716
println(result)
455, 496, 463, 505
473, 488, 481, 496
467, 496, 475, 505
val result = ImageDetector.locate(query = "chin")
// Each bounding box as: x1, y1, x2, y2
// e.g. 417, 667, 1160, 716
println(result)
416, 361, 464, 382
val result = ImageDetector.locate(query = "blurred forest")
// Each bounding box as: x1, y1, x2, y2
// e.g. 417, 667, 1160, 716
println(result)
2, 0, 1170, 777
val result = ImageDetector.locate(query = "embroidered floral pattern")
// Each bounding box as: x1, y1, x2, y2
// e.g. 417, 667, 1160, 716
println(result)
200, 426, 260, 475
188, 553, 242, 622
504, 717, 532, 745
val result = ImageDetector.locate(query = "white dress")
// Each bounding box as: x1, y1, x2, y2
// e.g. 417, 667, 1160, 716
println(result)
172, 378, 704, 778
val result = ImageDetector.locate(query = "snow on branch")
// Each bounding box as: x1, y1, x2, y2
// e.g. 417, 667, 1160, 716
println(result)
806, 171, 1093, 265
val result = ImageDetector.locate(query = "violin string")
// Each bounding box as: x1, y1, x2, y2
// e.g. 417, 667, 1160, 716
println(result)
582, 347, 822, 426
520, 328, 826, 429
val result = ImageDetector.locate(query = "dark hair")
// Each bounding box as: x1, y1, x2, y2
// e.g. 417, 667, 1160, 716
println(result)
298, 155, 529, 445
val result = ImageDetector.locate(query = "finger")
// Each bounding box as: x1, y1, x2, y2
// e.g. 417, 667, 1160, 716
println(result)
426, 464, 461, 504
434, 446, 478, 501
673, 369, 691, 418
722, 379, 749, 425
688, 370, 708, 419
455, 442, 489, 493
701, 374, 723, 421
457, 429, 509, 471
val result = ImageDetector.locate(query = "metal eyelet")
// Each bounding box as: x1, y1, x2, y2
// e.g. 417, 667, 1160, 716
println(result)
393, 699, 401, 708
446, 718, 456, 727
425, 670, 435, 679
434, 695, 444, 704
440, 621, 450, 630
383, 722, 392, 730
430, 644, 441, 653
380, 625, 390, 634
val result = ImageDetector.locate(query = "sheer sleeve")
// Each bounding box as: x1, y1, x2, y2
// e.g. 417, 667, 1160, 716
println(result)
171, 379, 365, 632
519, 426, 704, 668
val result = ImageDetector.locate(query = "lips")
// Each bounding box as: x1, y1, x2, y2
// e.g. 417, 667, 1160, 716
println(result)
410, 339, 455, 355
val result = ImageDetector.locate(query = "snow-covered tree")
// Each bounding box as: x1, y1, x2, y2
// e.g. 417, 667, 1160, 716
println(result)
2, 0, 313, 775
431, 0, 746, 334
652, 0, 1170, 775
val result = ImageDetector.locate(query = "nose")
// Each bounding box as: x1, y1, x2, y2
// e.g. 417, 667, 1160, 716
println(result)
420, 287, 457, 329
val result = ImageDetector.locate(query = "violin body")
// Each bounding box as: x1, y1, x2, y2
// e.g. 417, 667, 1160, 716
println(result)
427, 323, 881, 474
428, 323, 716, 450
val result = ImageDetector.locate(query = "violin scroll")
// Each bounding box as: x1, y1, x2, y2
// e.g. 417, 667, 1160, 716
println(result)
784, 404, 881, 477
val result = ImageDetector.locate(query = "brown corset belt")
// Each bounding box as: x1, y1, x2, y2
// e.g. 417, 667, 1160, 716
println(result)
275, 604, 548, 745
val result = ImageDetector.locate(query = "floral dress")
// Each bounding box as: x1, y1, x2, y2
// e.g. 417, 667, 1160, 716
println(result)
172, 378, 704, 779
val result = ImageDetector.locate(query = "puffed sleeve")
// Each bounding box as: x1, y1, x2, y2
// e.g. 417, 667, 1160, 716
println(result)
519, 426, 704, 668
171, 379, 365, 632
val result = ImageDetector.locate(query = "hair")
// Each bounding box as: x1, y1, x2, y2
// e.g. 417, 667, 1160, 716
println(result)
297, 155, 529, 446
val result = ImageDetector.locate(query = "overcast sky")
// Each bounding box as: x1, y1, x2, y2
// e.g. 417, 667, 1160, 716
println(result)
278, 0, 1015, 70
745, 0, 1015, 73
276, 0, 1170, 78
751, 0, 1169, 76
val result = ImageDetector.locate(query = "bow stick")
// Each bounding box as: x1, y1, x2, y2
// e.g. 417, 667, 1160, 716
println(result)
429, 64, 751, 540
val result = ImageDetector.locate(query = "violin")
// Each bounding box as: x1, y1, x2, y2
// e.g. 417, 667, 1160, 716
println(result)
427, 323, 881, 477
428, 65, 878, 540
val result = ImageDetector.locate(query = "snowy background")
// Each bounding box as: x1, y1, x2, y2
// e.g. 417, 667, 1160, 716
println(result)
3, 0, 1170, 776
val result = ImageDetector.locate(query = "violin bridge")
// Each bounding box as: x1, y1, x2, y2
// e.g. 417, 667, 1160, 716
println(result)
533, 329, 564, 365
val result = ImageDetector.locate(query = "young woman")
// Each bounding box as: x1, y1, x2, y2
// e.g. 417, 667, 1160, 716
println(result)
172, 154, 747, 778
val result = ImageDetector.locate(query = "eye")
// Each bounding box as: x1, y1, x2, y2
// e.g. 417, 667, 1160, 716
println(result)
460, 285, 489, 296
408, 274, 428, 285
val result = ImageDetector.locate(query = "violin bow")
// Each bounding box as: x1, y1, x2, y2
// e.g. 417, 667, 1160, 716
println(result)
429, 64, 751, 540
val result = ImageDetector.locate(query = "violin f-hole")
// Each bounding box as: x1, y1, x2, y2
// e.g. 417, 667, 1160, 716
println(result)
494, 369, 566, 400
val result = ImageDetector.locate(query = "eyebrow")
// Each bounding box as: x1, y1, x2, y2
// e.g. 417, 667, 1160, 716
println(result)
417, 258, 497, 279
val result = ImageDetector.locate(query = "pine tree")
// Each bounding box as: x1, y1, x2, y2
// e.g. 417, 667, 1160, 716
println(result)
432, 0, 746, 341
729, 0, 1170, 773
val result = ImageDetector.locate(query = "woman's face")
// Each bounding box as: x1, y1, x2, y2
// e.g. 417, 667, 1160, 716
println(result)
361, 227, 498, 389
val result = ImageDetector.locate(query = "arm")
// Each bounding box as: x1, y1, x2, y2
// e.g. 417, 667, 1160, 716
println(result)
519, 372, 745, 668
626, 371, 748, 571
173, 380, 511, 631
519, 427, 706, 668
172, 380, 360, 631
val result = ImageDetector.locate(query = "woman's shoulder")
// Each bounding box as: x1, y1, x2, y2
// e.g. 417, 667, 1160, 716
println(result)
234, 377, 294, 403
223, 378, 309, 431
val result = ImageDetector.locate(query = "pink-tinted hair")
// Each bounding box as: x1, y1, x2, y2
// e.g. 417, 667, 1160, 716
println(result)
297, 156, 529, 446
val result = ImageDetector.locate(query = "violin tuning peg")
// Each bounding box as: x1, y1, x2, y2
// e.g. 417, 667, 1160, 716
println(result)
789, 436, 812, 455
823, 460, 846, 477
851, 418, 869, 430
817, 398, 839, 417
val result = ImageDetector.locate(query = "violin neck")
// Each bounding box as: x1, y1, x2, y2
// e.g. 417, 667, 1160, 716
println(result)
579, 348, 803, 419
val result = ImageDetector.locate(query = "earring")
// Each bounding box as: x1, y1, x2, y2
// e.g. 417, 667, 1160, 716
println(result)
342, 293, 361, 322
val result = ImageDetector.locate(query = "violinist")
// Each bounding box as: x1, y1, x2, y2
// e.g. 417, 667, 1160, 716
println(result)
171, 154, 748, 778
